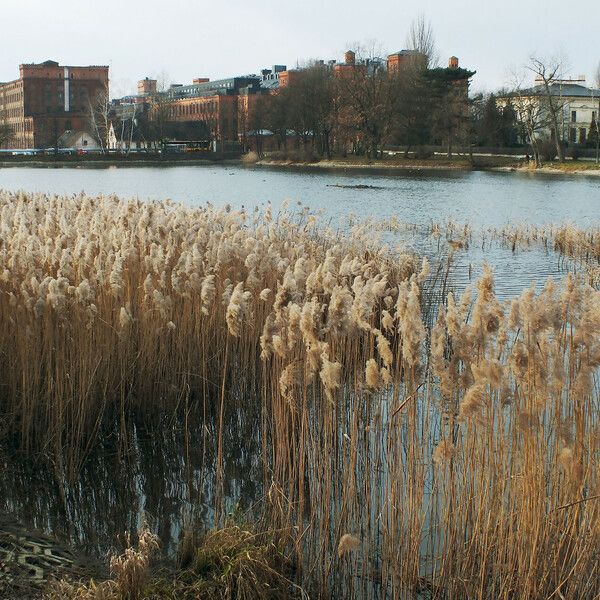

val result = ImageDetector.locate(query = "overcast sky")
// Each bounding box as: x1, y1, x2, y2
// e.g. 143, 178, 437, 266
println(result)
1, 0, 598, 97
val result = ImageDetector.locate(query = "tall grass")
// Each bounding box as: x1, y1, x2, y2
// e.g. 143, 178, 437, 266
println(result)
0, 190, 599, 598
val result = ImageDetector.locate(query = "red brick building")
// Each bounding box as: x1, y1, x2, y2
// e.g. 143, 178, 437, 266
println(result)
0, 60, 109, 149
387, 50, 427, 74
163, 93, 238, 141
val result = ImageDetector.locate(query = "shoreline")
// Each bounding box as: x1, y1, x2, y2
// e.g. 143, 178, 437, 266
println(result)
256, 158, 600, 177
1, 155, 599, 177
254, 158, 475, 171
0, 157, 241, 169
493, 165, 600, 177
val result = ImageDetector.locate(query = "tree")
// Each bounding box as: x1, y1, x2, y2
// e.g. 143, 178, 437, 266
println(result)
427, 67, 475, 157
280, 63, 335, 158
88, 82, 111, 153
389, 61, 432, 154
0, 123, 13, 148
472, 93, 519, 147
509, 74, 546, 166
406, 14, 439, 68
334, 47, 398, 159
595, 63, 600, 163
526, 56, 568, 162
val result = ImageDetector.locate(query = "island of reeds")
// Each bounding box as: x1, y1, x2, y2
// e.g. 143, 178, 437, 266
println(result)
0, 190, 598, 599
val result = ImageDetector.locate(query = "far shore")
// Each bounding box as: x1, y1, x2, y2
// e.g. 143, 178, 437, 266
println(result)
493, 165, 600, 177
254, 156, 600, 177
1, 153, 599, 177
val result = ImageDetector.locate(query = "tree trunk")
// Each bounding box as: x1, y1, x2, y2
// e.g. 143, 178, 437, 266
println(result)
542, 81, 565, 162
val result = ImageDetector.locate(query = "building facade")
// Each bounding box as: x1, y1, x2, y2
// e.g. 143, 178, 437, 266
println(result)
111, 51, 472, 151
0, 60, 109, 149
498, 78, 600, 146
110, 68, 287, 148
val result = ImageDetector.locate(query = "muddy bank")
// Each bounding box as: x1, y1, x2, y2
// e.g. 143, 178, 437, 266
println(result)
494, 165, 600, 177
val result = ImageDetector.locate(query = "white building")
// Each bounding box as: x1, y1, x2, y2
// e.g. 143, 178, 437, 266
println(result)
499, 77, 600, 146
57, 130, 100, 150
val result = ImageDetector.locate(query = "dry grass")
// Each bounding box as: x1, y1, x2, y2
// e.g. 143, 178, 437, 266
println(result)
46, 526, 159, 600
161, 524, 302, 599
1, 190, 599, 598
47, 523, 302, 600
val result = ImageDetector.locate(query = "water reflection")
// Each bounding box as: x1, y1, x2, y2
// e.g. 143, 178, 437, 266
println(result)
0, 408, 263, 560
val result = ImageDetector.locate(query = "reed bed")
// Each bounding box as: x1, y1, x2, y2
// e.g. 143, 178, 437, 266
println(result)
1, 190, 599, 599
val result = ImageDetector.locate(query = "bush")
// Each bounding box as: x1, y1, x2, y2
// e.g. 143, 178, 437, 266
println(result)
163, 525, 300, 599
414, 146, 433, 159
265, 147, 318, 163
47, 524, 301, 600
241, 150, 259, 164
538, 138, 557, 161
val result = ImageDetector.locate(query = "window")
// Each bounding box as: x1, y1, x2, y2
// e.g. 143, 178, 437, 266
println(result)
579, 128, 586, 145
571, 110, 577, 123
569, 128, 577, 143
593, 111, 597, 122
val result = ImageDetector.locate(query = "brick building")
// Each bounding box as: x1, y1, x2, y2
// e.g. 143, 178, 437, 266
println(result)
0, 60, 109, 149
157, 77, 262, 141
118, 69, 287, 145
387, 49, 428, 74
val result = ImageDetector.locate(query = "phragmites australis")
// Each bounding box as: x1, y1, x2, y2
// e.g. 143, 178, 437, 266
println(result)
1, 192, 599, 600
338, 533, 360, 558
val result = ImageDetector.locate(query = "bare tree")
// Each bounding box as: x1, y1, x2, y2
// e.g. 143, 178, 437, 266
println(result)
406, 14, 439, 68
88, 83, 111, 153
526, 56, 568, 162
510, 87, 546, 166
0, 123, 13, 148
595, 63, 600, 163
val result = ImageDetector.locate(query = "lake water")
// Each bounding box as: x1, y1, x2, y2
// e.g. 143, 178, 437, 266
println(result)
1, 164, 599, 227
2, 164, 599, 298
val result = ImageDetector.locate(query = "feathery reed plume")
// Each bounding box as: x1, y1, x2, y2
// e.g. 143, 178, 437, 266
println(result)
1, 191, 599, 600
338, 534, 360, 558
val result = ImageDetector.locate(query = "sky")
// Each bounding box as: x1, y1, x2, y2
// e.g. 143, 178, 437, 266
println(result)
1, 0, 598, 97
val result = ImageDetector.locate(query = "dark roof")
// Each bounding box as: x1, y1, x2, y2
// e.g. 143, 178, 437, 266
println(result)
260, 78, 280, 91
504, 83, 600, 99
162, 76, 261, 99
389, 49, 423, 56
543, 83, 599, 97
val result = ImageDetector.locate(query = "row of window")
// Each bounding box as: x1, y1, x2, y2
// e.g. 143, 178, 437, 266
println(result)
1, 108, 23, 119
0, 89, 23, 104
570, 110, 597, 123
168, 101, 220, 119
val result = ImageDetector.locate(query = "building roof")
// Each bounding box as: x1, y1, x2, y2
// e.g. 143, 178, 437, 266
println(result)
389, 49, 423, 56
511, 83, 600, 98
20, 60, 109, 69
57, 130, 94, 147
259, 78, 280, 91
163, 76, 261, 100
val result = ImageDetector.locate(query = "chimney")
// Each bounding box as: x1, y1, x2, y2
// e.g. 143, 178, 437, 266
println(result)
449, 56, 459, 69
345, 50, 356, 65
137, 78, 157, 95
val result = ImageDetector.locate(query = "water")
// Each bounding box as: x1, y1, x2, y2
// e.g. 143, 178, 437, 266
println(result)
2, 164, 599, 297
0, 164, 599, 582
1, 164, 599, 228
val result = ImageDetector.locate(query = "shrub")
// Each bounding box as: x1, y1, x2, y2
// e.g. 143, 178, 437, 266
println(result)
241, 150, 259, 164
538, 137, 557, 161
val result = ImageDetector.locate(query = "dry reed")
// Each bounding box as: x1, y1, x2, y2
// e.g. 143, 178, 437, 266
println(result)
1, 190, 599, 599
